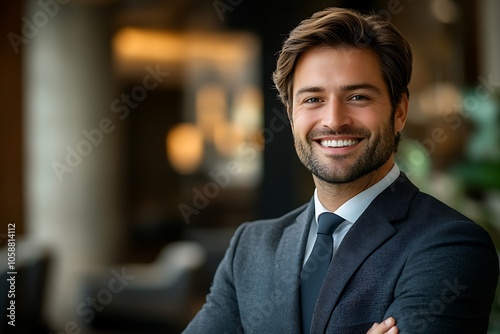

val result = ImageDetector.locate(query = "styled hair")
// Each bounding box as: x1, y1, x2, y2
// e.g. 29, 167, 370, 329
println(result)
273, 7, 412, 112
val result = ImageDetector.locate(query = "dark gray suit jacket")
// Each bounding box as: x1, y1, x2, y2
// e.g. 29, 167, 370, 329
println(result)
183, 173, 499, 333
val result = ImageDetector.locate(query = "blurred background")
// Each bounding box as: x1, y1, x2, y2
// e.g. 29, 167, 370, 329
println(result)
1, 0, 499, 333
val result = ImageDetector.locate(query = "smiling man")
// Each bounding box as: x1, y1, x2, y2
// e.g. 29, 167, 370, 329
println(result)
291, 45, 407, 210
183, 8, 498, 334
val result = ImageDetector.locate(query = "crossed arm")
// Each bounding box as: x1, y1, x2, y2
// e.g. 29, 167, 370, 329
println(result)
367, 317, 398, 334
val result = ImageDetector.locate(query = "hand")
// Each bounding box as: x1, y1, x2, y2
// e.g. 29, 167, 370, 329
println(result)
366, 317, 398, 334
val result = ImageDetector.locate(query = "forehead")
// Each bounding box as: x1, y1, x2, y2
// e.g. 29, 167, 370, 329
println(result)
292, 46, 387, 95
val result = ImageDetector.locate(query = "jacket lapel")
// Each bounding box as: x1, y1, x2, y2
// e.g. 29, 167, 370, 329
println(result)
274, 199, 314, 333
311, 173, 419, 332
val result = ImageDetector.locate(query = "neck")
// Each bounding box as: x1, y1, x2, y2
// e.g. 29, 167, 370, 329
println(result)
314, 160, 394, 212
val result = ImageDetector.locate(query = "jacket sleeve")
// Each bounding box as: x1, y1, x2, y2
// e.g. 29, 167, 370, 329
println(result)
182, 223, 248, 334
384, 220, 499, 334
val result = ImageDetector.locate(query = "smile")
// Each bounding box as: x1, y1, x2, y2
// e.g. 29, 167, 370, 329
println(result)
320, 139, 359, 148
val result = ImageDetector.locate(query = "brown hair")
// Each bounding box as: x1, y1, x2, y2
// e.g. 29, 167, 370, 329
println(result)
273, 7, 412, 113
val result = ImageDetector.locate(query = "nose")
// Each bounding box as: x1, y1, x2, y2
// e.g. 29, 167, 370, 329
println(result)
320, 99, 352, 130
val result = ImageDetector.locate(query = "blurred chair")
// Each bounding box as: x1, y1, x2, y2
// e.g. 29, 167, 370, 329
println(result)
0, 240, 53, 334
86, 241, 207, 334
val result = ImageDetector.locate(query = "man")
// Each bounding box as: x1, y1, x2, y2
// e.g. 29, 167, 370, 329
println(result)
183, 7, 499, 334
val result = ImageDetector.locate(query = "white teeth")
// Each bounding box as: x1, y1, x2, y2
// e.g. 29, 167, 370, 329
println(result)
320, 139, 359, 148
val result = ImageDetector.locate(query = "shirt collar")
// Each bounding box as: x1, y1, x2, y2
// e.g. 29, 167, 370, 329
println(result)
314, 163, 400, 225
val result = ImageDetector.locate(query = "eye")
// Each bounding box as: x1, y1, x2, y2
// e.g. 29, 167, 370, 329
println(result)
349, 95, 369, 101
304, 97, 322, 103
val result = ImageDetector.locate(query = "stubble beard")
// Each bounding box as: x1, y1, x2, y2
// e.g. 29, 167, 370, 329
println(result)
293, 121, 396, 184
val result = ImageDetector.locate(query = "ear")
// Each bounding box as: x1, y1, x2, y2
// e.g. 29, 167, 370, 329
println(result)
394, 94, 409, 132
287, 104, 294, 126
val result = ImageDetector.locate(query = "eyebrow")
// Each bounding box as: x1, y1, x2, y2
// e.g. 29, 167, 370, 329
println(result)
294, 86, 325, 100
294, 83, 384, 100
340, 83, 383, 97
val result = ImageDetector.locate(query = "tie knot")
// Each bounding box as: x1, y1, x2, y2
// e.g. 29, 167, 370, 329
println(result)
317, 213, 343, 235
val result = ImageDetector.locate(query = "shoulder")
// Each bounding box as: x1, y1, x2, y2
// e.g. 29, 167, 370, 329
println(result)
226, 201, 312, 258
401, 189, 497, 264
245, 201, 310, 230
411, 191, 473, 223
387, 173, 482, 225
385, 173, 495, 248
408, 189, 491, 243
234, 201, 311, 243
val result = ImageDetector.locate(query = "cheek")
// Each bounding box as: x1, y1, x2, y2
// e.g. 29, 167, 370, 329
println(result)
353, 112, 389, 133
292, 114, 313, 136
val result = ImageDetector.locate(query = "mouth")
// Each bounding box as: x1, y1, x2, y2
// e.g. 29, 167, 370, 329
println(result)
319, 139, 360, 148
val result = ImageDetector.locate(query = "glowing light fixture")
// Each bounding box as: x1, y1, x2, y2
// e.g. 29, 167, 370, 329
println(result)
195, 84, 227, 143
213, 122, 245, 157
166, 123, 204, 174
113, 28, 258, 65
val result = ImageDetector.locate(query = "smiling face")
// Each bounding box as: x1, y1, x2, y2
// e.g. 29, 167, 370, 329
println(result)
291, 46, 408, 185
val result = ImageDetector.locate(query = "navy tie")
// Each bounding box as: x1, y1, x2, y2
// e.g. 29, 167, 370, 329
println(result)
300, 212, 344, 334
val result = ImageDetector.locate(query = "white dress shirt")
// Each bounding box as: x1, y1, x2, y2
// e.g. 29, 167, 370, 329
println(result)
303, 164, 401, 265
